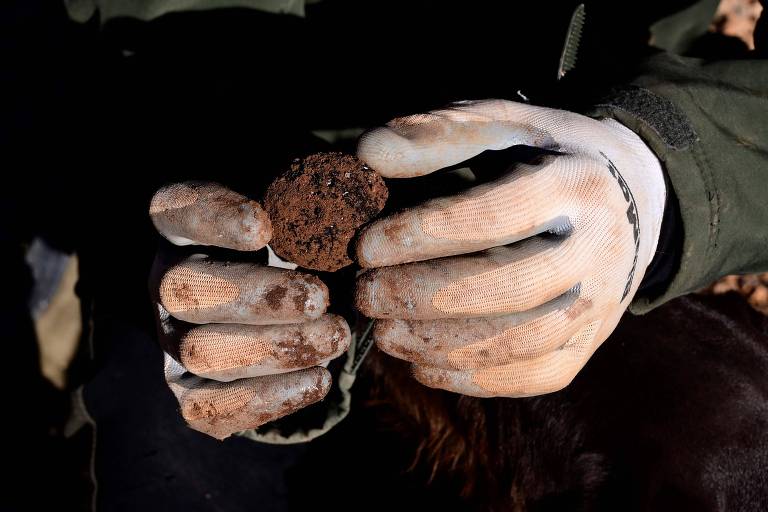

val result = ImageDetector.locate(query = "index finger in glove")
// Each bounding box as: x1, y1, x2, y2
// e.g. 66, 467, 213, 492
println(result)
158, 257, 328, 325
355, 239, 583, 320
356, 155, 573, 267
357, 99, 576, 178
150, 181, 272, 251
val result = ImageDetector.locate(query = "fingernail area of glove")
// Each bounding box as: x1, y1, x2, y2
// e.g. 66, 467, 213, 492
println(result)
355, 267, 441, 320
178, 368, 332, 440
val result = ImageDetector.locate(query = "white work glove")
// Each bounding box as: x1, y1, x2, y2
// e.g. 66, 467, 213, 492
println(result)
149, 182, 350, 439
354, 99, 666, 397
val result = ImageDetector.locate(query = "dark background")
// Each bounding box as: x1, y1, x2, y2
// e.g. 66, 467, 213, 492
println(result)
1, 1, 762, 510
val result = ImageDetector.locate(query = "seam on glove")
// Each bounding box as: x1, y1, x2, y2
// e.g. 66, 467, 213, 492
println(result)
594, 86, 699, 150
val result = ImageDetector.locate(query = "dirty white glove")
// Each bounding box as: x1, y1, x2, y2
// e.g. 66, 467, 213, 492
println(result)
149, 182, 350, 439
355, 99, 666, 397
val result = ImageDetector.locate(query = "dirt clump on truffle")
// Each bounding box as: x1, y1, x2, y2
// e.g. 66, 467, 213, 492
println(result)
264, 152, 388, 272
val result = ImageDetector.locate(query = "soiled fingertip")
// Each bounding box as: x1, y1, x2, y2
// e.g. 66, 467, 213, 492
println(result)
354, 224, 378, 268
354, 220, 396, 269
281, 366, 333, 408
371, 318, 398, 355
373, 319, 434, 365
357, 126, 416, 179
295, 272, 330, 319
329, 314, 353, 354
353, 264, 443, 320
353, 269, 379, 318
355, 211, 429, 268
242, 205, 273, 250
313, 366, 333, 396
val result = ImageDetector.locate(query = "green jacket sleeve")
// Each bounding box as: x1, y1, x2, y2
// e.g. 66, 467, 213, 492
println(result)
590, 52, 768, 313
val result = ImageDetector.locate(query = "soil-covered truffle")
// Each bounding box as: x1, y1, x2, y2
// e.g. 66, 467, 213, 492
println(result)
264, 152, 388, 272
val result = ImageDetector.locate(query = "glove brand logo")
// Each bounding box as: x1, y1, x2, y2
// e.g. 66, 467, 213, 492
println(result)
600, 151, 640, 302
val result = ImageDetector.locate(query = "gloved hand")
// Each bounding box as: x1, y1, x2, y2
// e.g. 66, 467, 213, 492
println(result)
149, 182, 350, 439
354, 99, 666, 397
